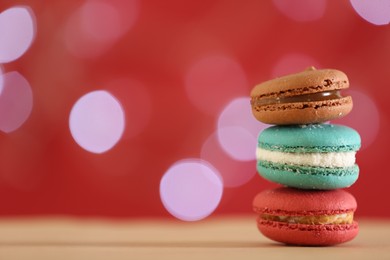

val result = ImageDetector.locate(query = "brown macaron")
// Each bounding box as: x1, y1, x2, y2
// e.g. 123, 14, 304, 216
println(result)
250, 67, 352, 125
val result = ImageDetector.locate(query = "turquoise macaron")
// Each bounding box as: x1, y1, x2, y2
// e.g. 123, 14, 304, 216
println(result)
256, 124, 361, 190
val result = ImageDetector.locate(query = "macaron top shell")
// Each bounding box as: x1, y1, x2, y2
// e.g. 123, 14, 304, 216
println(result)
250, 67, 349, 98
258, 124, 361, 153
253, 187, 357, 215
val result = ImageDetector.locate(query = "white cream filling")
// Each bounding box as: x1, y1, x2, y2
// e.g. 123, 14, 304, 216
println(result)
256, 147, 356, 168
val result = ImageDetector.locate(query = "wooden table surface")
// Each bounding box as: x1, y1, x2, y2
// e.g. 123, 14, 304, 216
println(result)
0, 216, 388, 259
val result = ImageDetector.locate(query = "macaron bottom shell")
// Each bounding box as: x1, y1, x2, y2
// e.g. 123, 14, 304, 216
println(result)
257, 219, 359, 246
257, 161, 359, 190
252, 97, 353, 125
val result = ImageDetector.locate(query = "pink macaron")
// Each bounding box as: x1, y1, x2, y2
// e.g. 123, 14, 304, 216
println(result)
253, 187, 359, 246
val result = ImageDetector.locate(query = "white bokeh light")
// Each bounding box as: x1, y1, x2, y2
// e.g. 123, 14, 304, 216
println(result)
350, 0, 390, 26
0, 71, 33, 133
160, 159, 223, 221
69, 90, 125, 153
273, 0, 327, 22
0, 6, 36, 63
217, 97, 268, 161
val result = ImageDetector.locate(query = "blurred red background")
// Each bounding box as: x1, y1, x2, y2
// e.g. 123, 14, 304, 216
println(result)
0, 0, 389, 219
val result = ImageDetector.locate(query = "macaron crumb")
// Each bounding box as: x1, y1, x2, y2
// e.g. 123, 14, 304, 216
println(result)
297, 124, 329, 129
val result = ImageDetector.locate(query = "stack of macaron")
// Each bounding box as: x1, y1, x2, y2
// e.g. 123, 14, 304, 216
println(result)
250, 67, 361, 246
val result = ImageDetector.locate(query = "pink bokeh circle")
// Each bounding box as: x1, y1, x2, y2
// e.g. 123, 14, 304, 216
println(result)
185, 55, 248, 115
333, 89, 380, 150
350, 0, 390, 26
201, 132, 256, 188
64, 0, 139, 59
0, 71, 33, 133
272, 53, 321, 78
69, 90, 125, 154
160, 159, 223, 221
273, 0, 327, 22
217, 97, 268, 161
